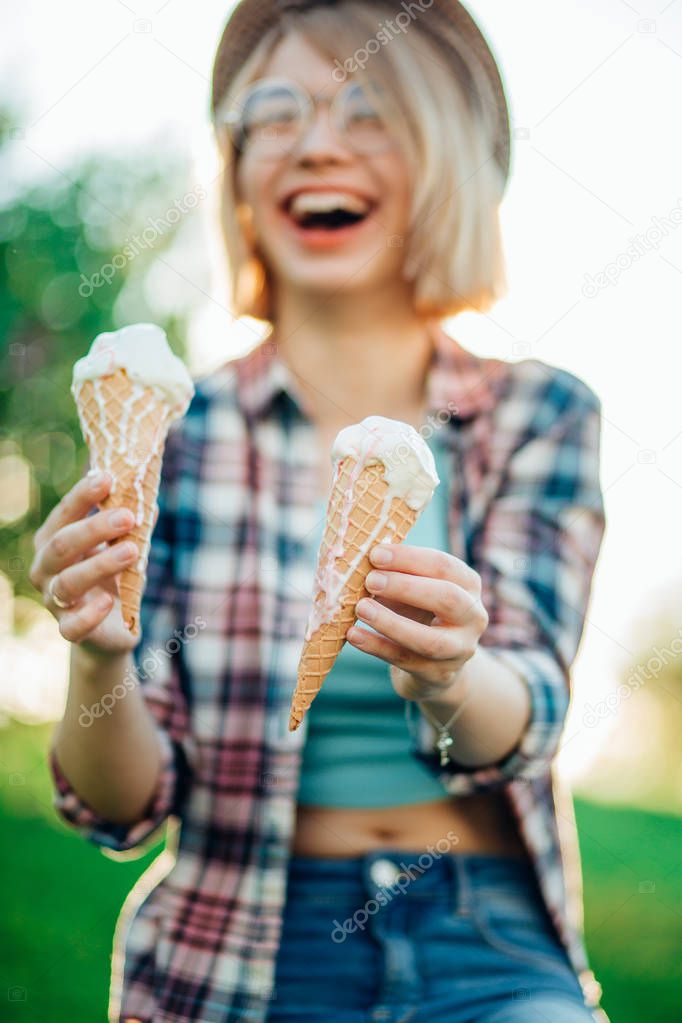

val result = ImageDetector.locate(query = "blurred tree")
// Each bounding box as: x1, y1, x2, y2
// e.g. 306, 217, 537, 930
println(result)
0, 107, 201, 604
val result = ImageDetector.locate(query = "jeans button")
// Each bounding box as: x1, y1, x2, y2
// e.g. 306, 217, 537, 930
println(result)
370, 858, 402, 888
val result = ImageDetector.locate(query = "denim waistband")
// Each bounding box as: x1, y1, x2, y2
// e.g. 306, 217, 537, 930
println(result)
285, 849, 539, 906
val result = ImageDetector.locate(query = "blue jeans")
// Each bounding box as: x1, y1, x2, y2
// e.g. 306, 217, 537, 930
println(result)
265, 849, 597, 1023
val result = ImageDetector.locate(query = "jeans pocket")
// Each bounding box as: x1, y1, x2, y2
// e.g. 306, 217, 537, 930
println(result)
470, 886, 573, 976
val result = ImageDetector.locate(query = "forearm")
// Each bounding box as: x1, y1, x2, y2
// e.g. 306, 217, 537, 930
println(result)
52, 644, 165, 825
417, 645, 531, 768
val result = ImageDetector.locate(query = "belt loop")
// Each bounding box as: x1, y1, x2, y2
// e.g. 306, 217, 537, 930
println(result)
449, 854, 473, 916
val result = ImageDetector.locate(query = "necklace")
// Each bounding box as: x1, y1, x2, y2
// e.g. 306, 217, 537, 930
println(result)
404, 678, 475, 766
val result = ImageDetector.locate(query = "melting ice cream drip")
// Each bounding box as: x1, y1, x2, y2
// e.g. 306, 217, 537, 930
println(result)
304, 477, 400, 641
92, 377, 115, 474
71, 376, 174, 578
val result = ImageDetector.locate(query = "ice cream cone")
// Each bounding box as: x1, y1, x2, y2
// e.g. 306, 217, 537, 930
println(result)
71, 323, 194, 637
73, 368, 175, 635
286, 411, 439, 732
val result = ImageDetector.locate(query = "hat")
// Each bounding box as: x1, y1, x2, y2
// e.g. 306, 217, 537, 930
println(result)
211, 0, 512, 188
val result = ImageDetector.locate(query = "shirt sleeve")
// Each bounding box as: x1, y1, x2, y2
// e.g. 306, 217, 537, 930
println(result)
406, 367, 606, 792
47, 418, 199, 854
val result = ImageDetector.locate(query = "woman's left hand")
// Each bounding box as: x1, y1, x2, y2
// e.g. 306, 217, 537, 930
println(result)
346, 543, 489, 702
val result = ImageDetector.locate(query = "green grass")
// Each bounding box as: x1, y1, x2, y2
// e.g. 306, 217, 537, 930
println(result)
575, 798, 682, 1021
1, 720, 680, 1022
0, 721, 161, 1022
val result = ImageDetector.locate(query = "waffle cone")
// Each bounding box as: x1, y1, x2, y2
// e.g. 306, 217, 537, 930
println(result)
74, 368, 175, 636
288, 456, 420, 731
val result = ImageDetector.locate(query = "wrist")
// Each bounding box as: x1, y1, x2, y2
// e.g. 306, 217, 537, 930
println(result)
417, 657, 474, 725
71, 642, 132, 687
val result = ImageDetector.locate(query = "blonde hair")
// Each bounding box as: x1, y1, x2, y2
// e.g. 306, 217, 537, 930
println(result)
212, 1, 508, 323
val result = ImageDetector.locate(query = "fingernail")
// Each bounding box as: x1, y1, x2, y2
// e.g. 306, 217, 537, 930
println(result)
370, 545, 393, 566
88, 471, 107, 488
366, 571, 387, 591
114, 542, 137, 562
109, 509, 133, 527
356, 598, 376, 620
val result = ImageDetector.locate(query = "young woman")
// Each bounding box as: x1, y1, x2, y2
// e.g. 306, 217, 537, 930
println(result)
32, 2, 608, 1021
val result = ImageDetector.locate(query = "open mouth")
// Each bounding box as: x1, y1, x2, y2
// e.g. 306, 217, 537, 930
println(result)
292, 207, 368, 230
280, 191, 375, 234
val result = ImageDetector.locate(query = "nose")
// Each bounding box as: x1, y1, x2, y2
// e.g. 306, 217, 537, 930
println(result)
292, 103, 353, 163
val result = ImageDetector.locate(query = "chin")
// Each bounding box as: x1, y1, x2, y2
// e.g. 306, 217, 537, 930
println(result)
270, 250, 385, 291
282, 265, 384, 297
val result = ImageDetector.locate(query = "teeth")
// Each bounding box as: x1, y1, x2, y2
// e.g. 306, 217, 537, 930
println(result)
288, 191, 371, 221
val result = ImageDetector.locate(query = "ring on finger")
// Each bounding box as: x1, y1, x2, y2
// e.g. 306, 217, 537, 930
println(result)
48, 575, 74, 610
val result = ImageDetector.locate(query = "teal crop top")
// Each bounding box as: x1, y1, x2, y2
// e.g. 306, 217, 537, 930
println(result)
296, 430, 452, 807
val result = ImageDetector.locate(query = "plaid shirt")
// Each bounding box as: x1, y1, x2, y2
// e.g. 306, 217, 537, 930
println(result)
49, 323, 608, 1023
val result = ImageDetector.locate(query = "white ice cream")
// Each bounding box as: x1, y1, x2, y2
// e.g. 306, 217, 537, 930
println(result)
332, 415, 440, 511
305, 416, 440, 640
72, 322, 194, 413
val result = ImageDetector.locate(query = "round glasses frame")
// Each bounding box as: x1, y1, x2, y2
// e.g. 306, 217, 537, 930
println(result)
217, 76, 397, 158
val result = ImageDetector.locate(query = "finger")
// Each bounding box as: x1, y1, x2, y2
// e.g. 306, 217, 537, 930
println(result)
372, 594, 433, 626
366, 569, 482, 625
51, 540, 139, 606
355, 597, 460, 660
368, 544, 481, 590
34, 471, 112, 553
57, 590, 115, 643
38, 506, 136, 581
347, 623, 440, 680
347, 622, 412, 663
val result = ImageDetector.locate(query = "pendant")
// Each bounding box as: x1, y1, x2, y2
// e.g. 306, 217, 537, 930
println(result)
436, 731, 454, 766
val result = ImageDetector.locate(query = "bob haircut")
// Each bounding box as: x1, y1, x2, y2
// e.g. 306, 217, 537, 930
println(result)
212, 0, 508, 323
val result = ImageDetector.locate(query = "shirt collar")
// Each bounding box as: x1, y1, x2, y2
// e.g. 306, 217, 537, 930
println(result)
234, 320, 508, 423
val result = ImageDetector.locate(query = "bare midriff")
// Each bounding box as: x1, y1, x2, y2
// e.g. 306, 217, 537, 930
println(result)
292, 792, 529, 859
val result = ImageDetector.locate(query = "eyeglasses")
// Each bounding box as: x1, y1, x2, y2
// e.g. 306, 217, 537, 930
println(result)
217, 76, 396, 158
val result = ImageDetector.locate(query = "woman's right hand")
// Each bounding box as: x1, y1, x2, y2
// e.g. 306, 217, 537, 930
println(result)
29, 470, 148, 656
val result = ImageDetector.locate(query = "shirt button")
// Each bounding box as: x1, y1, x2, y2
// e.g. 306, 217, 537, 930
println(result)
370, 858, 402, 888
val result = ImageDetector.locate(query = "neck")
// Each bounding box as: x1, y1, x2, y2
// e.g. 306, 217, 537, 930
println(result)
270, 284, 437, 426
